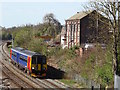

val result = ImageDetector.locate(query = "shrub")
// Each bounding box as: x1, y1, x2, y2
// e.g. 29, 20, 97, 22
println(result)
14, 29, 32, 47
28, 38, 47, 55
85, 53, 96, 65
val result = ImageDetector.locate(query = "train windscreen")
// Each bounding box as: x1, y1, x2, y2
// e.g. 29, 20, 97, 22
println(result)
42, 56, 46, 64
32, 55, 46, 64
37, 56, 42, 64
32, 56, 37, 64
37, 56, 46, 64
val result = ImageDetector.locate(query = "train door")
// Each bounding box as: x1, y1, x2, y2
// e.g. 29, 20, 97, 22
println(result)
38, 55, 46, 71
32, 56, 38, 72
38, 56, 42, 71
42, 56, 46, 71
12, 51, 17, 63
35, 56, 38, 71
17, 53, 19, 64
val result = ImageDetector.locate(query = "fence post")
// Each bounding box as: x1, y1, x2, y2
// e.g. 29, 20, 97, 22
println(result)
92, 86, 94, 90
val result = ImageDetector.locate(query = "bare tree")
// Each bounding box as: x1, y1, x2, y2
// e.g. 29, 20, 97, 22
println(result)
84, 0, 119, 74
43, 13, 61, 26
43, 13, 62, 38
43, 13, 55, 25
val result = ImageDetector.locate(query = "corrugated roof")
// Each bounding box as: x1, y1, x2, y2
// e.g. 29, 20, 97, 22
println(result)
67, 10, 94, 20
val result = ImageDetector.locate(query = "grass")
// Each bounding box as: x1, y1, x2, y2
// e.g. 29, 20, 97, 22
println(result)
59, 79, 85, 88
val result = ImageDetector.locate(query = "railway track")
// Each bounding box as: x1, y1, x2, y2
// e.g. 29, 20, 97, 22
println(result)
2, 62, 33, 88
0, 43, 41, 89
2, 70, 22, 88
0, 59, 20, 88
0, 42, 69, 89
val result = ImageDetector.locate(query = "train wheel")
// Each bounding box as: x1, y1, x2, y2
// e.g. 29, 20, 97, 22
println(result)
16, 64, 18, 67
18, 65, 20, 68
17, 64, 19, 67
24, 69, 27, 73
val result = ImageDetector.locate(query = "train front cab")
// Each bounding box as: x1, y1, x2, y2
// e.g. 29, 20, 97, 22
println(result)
30, 55, 47, 77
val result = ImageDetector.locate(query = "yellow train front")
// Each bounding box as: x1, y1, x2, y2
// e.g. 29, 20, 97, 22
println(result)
30, 55, 47, 77
10, 47, 47, 78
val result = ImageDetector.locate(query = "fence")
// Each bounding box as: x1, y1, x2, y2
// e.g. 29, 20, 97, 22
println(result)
66, 73, 101, 88
60, 68, 103, 88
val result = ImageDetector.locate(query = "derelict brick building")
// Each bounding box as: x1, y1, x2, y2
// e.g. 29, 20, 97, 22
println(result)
62, 10, 109, 48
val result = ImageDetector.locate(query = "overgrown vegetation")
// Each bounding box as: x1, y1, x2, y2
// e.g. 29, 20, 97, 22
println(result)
54, 45, 113, 86
59, 79, 84, 88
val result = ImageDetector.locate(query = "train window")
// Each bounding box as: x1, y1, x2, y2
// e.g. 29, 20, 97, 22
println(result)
37, 56, 42, 64
19, 55, 27, 62
32, 57, 37, 64
12, 52, 17, 57
32, 56, 46, 64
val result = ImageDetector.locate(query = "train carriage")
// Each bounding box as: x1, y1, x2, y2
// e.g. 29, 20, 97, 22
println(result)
10, 47, 47, 77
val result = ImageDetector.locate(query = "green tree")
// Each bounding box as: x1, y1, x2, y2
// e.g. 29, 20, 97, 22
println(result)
14, 29, 32, 47
28, 38, 47, 55
1, 30, 12, 40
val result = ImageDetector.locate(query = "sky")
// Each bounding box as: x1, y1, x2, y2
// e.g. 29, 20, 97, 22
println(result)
0, 1, 89, 28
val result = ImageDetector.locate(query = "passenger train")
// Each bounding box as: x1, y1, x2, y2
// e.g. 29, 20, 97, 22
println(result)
10, 47, 47, 77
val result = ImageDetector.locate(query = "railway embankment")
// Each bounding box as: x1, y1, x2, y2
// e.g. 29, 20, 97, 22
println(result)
45, 45, 113, 88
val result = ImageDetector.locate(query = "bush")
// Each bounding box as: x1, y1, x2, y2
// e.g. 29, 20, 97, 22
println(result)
95, 48, 113, 86
96, 64, 113, 86
28, 38, 47, 55
85, 53, 96, 67
14, 29, 32, 47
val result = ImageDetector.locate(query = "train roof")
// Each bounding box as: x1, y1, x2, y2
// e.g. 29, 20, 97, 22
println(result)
11, 47, 41, 56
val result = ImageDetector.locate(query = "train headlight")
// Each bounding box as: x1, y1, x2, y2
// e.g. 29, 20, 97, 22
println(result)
32, 67, 34, 69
